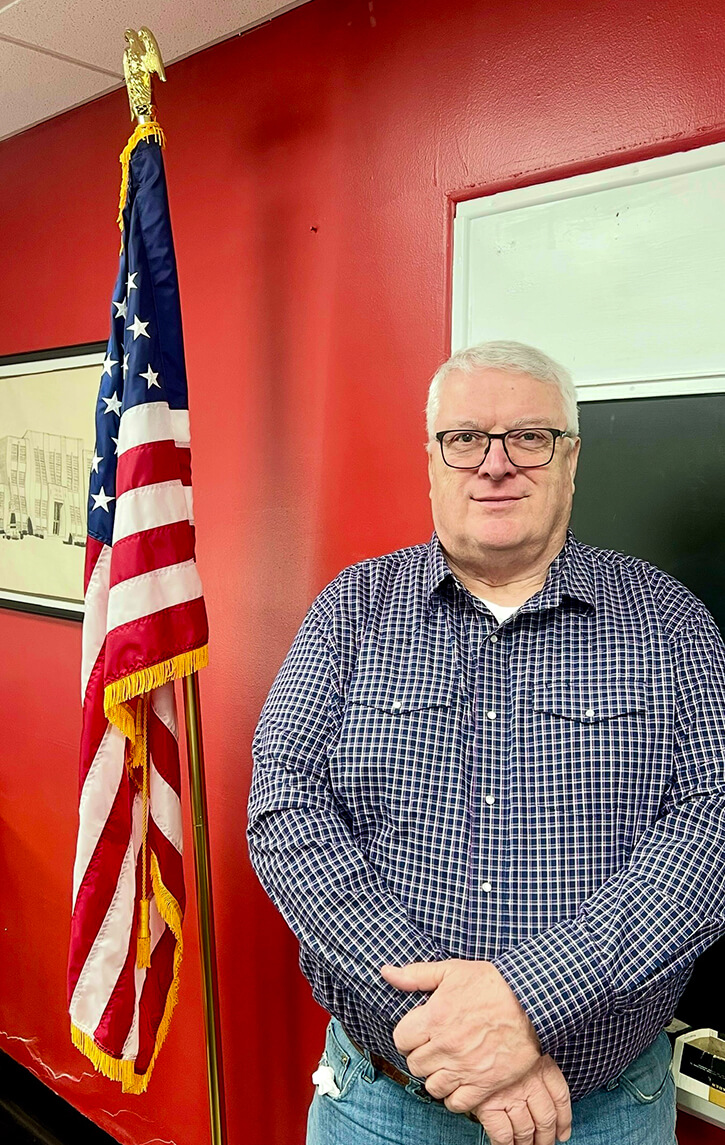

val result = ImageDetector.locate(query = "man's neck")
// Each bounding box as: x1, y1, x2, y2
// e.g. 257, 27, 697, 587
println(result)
442, 533, 567, 607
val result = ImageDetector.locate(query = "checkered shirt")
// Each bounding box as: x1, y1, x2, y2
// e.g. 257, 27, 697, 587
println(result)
247, 532, 725, 1099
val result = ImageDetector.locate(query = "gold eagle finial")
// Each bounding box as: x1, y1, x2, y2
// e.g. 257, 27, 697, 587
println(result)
123, 27, 166, 122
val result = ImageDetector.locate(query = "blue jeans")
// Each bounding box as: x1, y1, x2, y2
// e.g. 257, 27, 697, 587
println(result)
307, 1019, 677, 1144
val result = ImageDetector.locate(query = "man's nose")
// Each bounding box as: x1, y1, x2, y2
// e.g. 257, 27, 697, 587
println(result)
477, 437, 518, 479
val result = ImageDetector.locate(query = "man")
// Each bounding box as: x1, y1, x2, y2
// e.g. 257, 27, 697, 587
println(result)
248, 341, 725, 1144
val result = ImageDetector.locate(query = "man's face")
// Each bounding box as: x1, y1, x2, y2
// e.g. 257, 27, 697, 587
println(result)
428, 367, 581, 564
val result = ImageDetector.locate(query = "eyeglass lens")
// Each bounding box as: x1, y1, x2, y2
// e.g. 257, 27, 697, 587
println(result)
442, 429, 556, 468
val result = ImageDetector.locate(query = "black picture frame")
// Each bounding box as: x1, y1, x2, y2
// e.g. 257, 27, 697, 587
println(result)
0, 340, 106, 622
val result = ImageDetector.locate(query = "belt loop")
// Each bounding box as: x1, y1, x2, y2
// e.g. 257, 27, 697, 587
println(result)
360, 1043, 374, 1083
345, 1025, 375, 1083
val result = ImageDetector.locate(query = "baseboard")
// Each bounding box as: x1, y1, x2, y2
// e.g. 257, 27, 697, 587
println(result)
0, 1049, 119, 1144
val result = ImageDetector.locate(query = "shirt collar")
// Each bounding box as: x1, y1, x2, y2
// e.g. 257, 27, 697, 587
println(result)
425, 530, 596, 614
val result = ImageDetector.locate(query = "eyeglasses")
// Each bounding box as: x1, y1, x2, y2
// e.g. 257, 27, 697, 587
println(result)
435, 428, 574, 469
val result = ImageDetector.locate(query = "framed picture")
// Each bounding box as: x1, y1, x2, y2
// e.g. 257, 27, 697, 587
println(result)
0, 342, 105, 621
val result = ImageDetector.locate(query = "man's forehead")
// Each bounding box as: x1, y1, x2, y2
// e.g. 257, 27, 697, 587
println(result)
437, 367, 565, 421
444, 415, 558, 429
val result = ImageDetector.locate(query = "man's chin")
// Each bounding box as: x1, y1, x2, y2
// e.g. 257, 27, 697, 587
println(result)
467, 523, 526, 551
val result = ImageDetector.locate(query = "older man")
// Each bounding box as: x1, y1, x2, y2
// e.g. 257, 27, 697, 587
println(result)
248, 341, 725, 1145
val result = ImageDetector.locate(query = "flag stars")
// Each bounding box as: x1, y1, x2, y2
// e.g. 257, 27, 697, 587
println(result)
123, 353, 130, 379
91, 451, 103, 474
111, 436, 119, 455
102, 392, 122, 416
102, 354, 118, 377
127, 271, 138, 295
140, 365, 160, 389
128, 315, 150, 340
91, 486, 115, 513
113, 298, 128, 320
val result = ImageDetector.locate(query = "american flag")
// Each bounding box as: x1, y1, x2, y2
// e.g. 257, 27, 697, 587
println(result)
68, 125, 208, 1093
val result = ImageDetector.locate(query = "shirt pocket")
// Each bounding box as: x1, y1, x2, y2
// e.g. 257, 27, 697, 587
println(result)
532, 677, 646, 724
332, 675, 462, 818
527, 676, 654, 861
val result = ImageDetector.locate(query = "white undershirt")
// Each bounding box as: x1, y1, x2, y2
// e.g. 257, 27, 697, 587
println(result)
477, 598, 521, 624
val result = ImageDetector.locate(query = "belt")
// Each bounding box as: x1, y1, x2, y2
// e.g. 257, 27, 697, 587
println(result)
345, 1030, 479, 1124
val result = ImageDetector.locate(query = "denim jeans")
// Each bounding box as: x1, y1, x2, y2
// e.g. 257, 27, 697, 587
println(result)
306, 1018, 677, 1145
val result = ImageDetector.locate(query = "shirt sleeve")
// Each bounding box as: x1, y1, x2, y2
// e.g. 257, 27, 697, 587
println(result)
493, 605, 725, 1057
247, 600, 449, 1056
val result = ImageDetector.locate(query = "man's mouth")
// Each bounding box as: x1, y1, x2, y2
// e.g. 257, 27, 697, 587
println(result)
471, 495, 524, 503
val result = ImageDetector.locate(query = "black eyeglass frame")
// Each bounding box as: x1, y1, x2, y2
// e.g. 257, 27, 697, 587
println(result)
434, 428, 575, 470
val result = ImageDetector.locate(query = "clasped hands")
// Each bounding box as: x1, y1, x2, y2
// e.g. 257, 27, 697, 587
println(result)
381, 960, 572, 1145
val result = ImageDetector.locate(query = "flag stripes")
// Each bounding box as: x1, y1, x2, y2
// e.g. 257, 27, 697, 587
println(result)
69, 126, 208, 1094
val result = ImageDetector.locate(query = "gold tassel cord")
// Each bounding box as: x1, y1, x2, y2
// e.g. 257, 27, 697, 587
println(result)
117, 120, 167, 229
136, 693, 152, 969
70, 856, 184, 1095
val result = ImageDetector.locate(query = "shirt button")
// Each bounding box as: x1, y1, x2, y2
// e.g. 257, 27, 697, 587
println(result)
490, 634, 498, 644
482, 882, 493, 893
486, 710, 497, 720
391, 700, 401, 710
585, 708, 594, 718
485, 794, 495, 805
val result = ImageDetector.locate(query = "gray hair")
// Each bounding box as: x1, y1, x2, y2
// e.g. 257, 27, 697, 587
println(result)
426, 340, 579, 439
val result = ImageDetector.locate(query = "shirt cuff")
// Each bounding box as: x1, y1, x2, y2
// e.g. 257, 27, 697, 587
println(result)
492, 918, 612, 1055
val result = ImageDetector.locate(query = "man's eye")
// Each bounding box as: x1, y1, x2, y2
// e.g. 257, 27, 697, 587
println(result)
511, 430, 547, 443
450, 432, 478, 444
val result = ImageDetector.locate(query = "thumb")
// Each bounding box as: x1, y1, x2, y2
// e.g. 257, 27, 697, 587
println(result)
380, 961, 447, 992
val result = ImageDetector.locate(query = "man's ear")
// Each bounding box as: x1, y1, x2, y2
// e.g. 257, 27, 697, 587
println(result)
568, 437, 581, 487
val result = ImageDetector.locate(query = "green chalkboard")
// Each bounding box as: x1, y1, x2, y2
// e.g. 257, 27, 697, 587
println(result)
571, 392, 725, 1033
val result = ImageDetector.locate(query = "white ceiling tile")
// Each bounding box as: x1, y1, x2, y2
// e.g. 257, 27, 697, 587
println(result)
0, 36, 117, 141
0, 0, 309, 141
0, 0, 299, 72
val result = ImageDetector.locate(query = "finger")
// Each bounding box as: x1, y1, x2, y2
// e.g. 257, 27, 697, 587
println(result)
505, 1098, 536, 1145
422, 1067, 462, 1100
381, 961, 446, 992
522, 1082, 557, 1145
405, 1042, 449, 1078
444, 1084, 486, 1115
477, 1108, 516, 1145
391, 1006, 431, 1055
541, 1057, 572, 1142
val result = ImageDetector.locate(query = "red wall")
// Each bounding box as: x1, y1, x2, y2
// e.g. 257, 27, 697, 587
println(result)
2, 1, 725, 1142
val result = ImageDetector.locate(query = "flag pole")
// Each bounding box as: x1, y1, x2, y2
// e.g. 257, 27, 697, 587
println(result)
182, 673, 228, 1145
122, 29, 228, 1144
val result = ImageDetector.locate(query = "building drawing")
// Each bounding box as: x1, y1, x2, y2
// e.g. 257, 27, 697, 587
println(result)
0, 431, 92, 543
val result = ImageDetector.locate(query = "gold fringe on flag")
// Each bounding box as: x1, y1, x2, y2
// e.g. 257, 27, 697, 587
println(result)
70, 854, 183, 1095
79, 649, 207, 1082
117, 120, 167, 229
104, 645, 209, 737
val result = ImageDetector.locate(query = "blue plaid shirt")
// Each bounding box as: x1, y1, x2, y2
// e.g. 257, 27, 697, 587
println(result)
247, 532, 725, 1100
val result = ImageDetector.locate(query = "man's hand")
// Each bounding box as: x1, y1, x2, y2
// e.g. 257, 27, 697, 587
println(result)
381, 959, 541, 1105
468, 1055, 572, 1145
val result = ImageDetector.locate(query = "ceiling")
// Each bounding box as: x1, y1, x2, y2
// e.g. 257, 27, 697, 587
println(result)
0, 0, 309, 143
